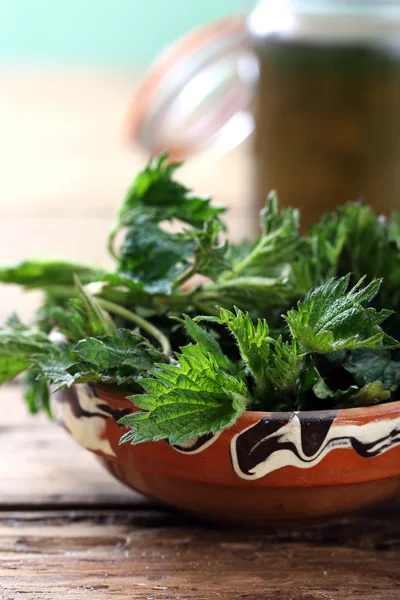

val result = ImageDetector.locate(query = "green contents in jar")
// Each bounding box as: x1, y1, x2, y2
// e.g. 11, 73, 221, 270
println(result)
252, 39, 400, 228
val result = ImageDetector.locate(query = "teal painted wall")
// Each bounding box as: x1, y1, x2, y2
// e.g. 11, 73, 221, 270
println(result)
0, 0, 243, 66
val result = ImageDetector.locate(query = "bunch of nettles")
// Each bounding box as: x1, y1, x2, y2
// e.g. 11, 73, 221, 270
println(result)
1, 154, 400, 445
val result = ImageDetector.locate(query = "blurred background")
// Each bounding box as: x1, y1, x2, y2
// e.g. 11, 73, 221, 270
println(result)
0, 0, 236, 66
0, 0, 250, 322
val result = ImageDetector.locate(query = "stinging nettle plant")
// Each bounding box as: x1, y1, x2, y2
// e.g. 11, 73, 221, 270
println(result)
1, 153, 400, 445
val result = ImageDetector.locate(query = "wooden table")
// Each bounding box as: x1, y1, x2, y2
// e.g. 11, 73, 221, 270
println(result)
0, 382, 399, 600
0, 68, 399, 599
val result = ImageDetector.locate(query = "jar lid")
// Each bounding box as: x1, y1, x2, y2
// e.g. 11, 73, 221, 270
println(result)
125, 16, 256, 160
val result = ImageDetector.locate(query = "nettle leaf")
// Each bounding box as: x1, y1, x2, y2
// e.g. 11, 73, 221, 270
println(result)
0, 315, 56, 385
34, 329, 165, 391
292, 215, 348, 293
266, 337, 301, 397
349, 381, 391, 407
388, 212, 400, 250
92, 274, 152, 306
178, 314, 234, 373
119, 214, 196, 293
311, 376, 391, 409
74, 276, 117, 337
119, 346, 249, 446
208, 276, 292, 311
0, 259, 100, 291
23, 370, 51, 416
310, 373, 387, 409
108, 153, 225, 257
302, 362, 358, 403
284, 275, 397, 353
344, 349, 400, 392
298, 203, 400, 312
188, 219, 230, 281
196, 308, 301, 404
197, 307, 272, 395
0, 353, 29, 384
34, 346, 77, 388
228, 192, 302, 278
229, 239, 256, 264
0, 318, 52, 358
46, 329, 167, 390
74, 330, 165, 372
317, 203, 390, 283
43, 302, 89, 342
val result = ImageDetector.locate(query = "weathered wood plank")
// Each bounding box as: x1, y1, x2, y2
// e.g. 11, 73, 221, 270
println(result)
0, 384, 139, 507
0, 507, 399, 599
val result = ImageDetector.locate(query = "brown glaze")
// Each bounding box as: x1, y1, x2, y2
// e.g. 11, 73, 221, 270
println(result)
100, 460, 400, 525
53, 383, 400, 524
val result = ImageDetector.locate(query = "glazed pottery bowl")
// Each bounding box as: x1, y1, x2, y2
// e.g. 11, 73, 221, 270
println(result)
53, 384, 400, 525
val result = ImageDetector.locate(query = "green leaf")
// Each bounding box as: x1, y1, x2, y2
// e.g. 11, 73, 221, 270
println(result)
313, 203, 390, 283
73, 329, 165, 372
0, 315, 59, 398
42, 302, 88, 342
40, 329, 169, 390
295, 202, 400, 314
266, 337, 301, 397
188, 219, 230, 281
108, 153, 225, 258
0, 353, 29, 384
388, 212, 400, 250
349, 381, 391, 407
284, 275, 397, 353
309, 367, 358, 403
344, 349, 400, 392
119, 214, 196, 294
206, 276, 292, 311
227, 192, 302, 279
73, 276, 117, 337
119, 346, 249, 445
197, 307, 272, 396
34, 347, 77, 388
0, 316, 52, 357
313, 378, 392, 409
296, 358, 384, 410
0, 259, 100, 291
196, 308, 301, 403
23, 370, 51, 416
178, 314, 234, 373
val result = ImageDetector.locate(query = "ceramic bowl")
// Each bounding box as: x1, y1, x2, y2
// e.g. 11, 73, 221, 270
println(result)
53, 383, 400, 525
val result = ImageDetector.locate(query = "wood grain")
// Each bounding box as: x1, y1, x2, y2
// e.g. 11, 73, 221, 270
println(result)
0, 505, 399, 600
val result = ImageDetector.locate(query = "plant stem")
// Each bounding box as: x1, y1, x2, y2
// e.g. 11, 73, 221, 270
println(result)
107, 228, 120, 262
97, 298, 172, 356
193, 301, 220, 317
172, 267, 196, 290
220, 228, 284, 281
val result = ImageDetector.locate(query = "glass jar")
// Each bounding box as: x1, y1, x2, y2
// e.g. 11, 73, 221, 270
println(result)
249, 0, 400, 228
127, 1, 400, 230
